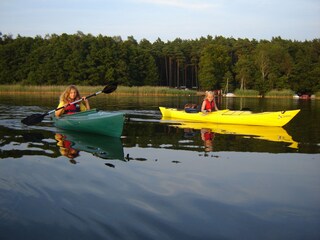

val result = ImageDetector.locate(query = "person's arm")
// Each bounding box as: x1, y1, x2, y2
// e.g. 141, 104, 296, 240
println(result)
80, 97, 90, 111
201, 101, 206, 113
84, 98, 90, 110
55, 101, 66, 117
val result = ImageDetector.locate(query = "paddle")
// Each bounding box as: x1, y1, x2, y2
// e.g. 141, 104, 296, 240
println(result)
21, 83, 118, 126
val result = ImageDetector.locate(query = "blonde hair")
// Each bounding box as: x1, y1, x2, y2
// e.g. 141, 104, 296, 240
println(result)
59, 85, 81, 103
204, 91, 214, 100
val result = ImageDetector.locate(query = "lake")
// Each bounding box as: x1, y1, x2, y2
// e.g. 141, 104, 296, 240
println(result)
0, 94, 319, 240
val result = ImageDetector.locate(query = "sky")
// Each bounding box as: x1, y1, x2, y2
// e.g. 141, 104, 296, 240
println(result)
1, 0, 319, 42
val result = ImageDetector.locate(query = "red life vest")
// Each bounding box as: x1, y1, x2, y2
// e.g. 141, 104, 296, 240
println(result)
204, 99, 215, 111
64, 102, 80, 114
204, 131, 214, 141
63, 139, 72, 149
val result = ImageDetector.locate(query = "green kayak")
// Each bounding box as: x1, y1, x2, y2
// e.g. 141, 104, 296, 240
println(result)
52, 109, 124, 138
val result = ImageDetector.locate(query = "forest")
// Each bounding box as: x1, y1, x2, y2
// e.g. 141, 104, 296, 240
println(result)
0, 31, 319, 95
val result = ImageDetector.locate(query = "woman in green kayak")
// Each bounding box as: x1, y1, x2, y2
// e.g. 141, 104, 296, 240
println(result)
55, 85, 90, 117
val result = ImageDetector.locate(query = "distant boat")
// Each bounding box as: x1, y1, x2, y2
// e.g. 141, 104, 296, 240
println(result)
299, 94, 311, 99
294, 92, 315, 100
224, 93, 236, 97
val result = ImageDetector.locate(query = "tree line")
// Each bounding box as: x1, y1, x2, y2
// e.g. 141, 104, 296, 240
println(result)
0, 31, 319, 95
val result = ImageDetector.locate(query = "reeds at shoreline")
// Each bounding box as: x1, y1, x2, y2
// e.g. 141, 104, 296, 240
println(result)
0, 84, 319, 98
0, 85, 197, 96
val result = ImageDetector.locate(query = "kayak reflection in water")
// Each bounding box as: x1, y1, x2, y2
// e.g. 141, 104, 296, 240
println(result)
55, 85, 90, 117
201, 128, 215, 152
183, 128, 196, 138
55, 133, 79, 164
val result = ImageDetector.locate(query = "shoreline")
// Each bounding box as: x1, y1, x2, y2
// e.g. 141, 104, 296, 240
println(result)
0, 85, 319, 99
1, 91, 319, 99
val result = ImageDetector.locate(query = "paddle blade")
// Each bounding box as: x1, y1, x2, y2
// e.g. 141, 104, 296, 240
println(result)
21, 113, 46, 125
102, 83, 118, 94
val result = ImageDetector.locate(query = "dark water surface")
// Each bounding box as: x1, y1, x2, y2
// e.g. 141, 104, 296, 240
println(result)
0, 94, 319, 240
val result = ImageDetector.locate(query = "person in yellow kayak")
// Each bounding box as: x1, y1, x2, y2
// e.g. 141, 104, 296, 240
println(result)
201, 91, 219, 113
55, 85, 90, 117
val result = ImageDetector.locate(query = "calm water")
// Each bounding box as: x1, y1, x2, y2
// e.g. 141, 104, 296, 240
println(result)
0, 94, 319, 240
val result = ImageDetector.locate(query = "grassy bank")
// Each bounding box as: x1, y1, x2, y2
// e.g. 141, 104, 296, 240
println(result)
265, 89, 295, 98
1, 84, 319, 98
117, 86, 197, 96
234, 88, 320, 98
234, 89, 259, 97
0, 85, 197, 96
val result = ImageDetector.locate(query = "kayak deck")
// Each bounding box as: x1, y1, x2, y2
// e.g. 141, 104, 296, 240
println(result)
159, 107, 300, 127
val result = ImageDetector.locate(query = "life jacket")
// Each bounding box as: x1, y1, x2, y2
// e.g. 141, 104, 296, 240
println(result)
204, 99, 215, 111
204, 131, 214, 141
63, 139, 72, 149
64, 102, 80, 114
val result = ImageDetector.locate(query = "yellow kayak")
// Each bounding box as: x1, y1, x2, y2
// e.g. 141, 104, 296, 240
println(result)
161, 119, 298, 149
159, 107, 300, 127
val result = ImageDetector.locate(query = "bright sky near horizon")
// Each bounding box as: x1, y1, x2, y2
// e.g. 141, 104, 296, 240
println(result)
1, 0, 319, 42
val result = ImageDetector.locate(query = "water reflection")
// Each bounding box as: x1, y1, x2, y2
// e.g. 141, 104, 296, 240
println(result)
0, 126, 59, 159
55, 131, 124, 161
0, 125, 124, 162
201, 128, 215, 152
55, 133, 80, 163
160, 118, 298, 150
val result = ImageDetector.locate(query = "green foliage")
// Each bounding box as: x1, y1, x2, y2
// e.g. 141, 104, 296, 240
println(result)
117, 86, 196, 95
265, 89, 294, 97
0, 34, 319, 95
199, 43, 231, 90
234, 54, 256, 90
0, 84, 197, 96
234, 89, 259, 97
